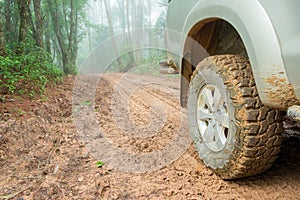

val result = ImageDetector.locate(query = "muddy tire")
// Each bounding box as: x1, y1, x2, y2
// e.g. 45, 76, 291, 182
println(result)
187, 55, 283, 179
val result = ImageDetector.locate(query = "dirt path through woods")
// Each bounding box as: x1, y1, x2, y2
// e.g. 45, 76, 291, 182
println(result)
0, 73, 299, 200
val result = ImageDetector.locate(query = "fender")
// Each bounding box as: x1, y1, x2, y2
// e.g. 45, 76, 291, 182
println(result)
167, 0, 296, 110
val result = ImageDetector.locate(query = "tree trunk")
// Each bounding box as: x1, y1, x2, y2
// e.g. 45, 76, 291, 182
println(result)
147, 0, 152, 48
131, 0, 141, 64
0, 14, 6, 56
126, 0, 131, 35
47, 0, 68, 73
69, 0, 75, 50
47, 0, 76, 74
137, 1, 144, 59
29, 6, 37, 40
147, 0, 152, 26
4, 0, 13, 47
68, 0, 79, 72
17, 0, 31, 54
117, 0, 126, 37
103, 0, 122, 67
51, 34, 62, 67
72, 4, 79, 64
125, 0, 135, 67
44, 14, 51, 54
33, 0, 44, 48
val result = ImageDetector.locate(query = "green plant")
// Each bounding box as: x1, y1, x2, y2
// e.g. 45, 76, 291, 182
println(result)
0, 44, 63, 97
96, 161, 105, 168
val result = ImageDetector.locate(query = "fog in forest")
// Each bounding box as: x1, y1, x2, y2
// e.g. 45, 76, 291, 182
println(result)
78, 0, 169, 74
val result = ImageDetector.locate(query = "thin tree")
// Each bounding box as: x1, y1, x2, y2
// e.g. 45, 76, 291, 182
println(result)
46, 0, 81, 74
0, 11, 5, 56
17, 0, 31, 54
33, 0, 43, 48
4, 0, 12, 47
44, 12, 52, 55
117, 0, 126, 37
103, 0, 122, 67
42, 2, 53, 55
125, 0, 135, 66
130, 0, 141, 64
68, 0, 79, 70
147, 0, 152, 26
47, 0, 69, 72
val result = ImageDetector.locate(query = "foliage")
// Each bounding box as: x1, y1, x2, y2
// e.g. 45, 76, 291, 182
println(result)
0, 0, 89, 99
0, 45, 63, 97
0, 0, 169, 98
96, 161, 105, 168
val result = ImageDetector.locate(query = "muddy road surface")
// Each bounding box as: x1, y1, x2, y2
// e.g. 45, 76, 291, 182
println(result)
0, 73, 300, 200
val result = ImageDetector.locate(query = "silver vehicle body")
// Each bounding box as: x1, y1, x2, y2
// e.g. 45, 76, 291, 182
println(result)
166, 0, 300, 111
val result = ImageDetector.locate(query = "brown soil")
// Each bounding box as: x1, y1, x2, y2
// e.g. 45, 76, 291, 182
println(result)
0, 73, 300, 200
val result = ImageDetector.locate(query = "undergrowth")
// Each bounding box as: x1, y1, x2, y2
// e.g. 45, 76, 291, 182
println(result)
0, 47, 63, 98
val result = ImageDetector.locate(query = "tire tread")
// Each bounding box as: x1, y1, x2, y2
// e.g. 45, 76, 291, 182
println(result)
190, 55, 283, 179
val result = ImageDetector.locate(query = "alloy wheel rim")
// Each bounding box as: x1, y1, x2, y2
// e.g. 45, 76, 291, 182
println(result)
196, 84, 230, 152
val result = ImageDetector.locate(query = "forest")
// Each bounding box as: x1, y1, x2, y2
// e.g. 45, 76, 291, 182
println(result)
0, 0, 168, 98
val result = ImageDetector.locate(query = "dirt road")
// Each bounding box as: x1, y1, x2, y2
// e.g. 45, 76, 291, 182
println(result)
0, 73, 300, 199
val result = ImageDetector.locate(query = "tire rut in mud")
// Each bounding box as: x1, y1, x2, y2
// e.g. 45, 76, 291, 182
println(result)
94, 73, 189, 155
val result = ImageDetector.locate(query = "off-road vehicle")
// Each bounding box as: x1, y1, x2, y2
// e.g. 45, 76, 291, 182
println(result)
165, 0, 300, 179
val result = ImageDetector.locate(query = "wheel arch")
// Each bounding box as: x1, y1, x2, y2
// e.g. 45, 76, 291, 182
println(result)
178, 0, 293, 109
